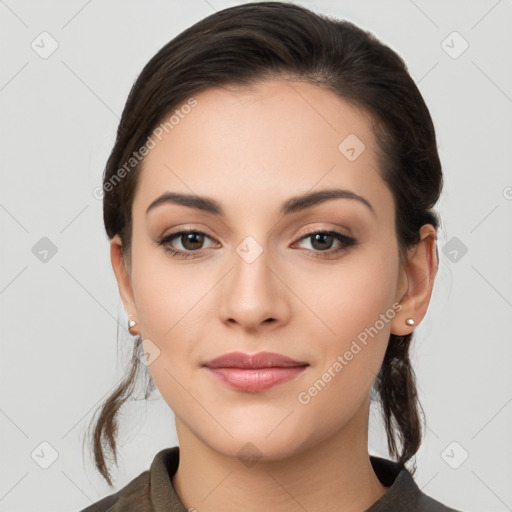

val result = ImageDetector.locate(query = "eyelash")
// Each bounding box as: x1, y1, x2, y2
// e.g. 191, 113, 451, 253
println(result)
157, 229, 357, 260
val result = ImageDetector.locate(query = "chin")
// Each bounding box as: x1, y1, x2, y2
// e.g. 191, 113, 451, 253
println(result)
197, 421, 315, 463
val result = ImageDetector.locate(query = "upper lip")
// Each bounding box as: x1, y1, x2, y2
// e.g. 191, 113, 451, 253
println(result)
203, 351, 309, 369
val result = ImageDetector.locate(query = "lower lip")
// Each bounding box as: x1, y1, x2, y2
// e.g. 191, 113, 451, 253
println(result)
206, 366, 308, 392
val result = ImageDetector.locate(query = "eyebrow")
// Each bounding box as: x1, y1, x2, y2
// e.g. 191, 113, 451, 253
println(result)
145, 188, 375, 217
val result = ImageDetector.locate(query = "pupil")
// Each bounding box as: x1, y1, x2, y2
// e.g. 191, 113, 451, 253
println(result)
183, 233, 203, 250
312, 233, 333, 250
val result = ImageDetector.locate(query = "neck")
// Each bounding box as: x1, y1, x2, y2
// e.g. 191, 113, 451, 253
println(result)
171, 396, 388, 512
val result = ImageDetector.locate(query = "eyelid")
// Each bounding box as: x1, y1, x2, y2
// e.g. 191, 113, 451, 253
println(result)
294, 224, 353, 240
159, 223, 217, 239
292, 228, 357, 253
158, 228, 219, 247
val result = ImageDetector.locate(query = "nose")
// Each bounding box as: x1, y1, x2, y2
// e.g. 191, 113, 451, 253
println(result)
218, 243, 291, 332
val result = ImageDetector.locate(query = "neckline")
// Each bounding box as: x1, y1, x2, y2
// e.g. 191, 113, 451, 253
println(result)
150, 446, 421, 512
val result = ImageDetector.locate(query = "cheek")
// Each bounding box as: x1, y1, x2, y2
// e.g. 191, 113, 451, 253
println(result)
128, 241, 216, 393
130, 240, 202, 338
301, 244, 399, 343
295, 245, 399, 396
129, 244, 206, 410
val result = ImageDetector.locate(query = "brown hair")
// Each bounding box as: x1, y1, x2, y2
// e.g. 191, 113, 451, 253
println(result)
87, 1, 442, 487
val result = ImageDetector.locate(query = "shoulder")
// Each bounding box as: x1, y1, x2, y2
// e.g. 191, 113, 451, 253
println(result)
78, 446, 185, 512
395, 470, 462, 512
78, 469, 152, 512
367, 455, 463, 512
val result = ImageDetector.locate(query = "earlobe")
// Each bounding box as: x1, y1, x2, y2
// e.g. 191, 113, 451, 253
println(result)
110, 235, 136, 316
391, 224, 438, 336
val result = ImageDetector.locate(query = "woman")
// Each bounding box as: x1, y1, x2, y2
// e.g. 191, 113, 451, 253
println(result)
81, 2, 460, 510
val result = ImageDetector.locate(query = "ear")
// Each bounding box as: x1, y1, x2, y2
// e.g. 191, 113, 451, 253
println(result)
110, 235, 136, 317
391, 224, 438, 336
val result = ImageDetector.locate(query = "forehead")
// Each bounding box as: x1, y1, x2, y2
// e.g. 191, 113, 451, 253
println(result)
134, 79, 393, 221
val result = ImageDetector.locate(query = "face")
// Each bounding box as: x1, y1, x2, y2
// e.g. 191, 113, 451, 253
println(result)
115, 79, 410, 461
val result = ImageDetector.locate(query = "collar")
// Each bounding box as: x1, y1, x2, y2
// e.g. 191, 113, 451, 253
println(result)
146, 446, 452, 512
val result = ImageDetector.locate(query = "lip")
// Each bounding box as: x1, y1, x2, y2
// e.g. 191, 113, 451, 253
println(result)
203, 351, 308, 369
203, 351, 309, 392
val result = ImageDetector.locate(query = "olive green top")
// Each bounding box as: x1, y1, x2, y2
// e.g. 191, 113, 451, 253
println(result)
79, 446, 461, 512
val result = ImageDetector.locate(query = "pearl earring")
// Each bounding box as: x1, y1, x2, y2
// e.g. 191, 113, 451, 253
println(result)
405, 318, 415, 326
128, 319, 138, 335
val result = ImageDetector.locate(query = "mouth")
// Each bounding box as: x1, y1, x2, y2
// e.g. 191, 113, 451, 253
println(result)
203, 351, 309, 392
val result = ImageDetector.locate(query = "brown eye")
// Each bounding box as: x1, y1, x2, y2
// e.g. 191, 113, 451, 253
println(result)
158, 230, 217, 259
309, 233, 335, 251
295, 230, 357, 256
179, 232, 205, 251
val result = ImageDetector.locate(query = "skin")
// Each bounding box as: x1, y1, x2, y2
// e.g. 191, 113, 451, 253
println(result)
111, 79, 438, 512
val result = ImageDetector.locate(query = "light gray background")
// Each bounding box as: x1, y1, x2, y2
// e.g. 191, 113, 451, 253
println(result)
1, 1, 511, 511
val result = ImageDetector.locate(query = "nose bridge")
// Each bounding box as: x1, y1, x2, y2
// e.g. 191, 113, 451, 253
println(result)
219, 232, 288, 329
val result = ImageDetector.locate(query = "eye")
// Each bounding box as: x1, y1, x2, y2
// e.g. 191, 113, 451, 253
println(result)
158, 229, 218, 259
293, 230, 357, 256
